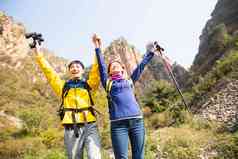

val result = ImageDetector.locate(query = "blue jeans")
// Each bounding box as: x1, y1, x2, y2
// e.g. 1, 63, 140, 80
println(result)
110, 118, 145, 159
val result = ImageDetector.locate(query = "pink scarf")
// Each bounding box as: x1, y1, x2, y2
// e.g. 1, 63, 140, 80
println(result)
111, 72, 123, 80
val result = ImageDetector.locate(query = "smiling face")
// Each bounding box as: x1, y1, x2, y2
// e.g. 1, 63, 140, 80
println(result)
108, 61, 124, 76
68, 63, 84, 79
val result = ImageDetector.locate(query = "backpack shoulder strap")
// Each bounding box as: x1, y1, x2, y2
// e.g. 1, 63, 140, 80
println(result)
127, 78, 134, 89
84, 81, 94, 105
84, 81, 103, 115
60, 81, 71, 106
106, 79, 113, 93
62, 83, 69, 97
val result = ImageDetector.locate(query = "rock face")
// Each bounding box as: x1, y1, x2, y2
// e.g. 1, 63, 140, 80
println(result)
198, 80, 238, 132
171, 63, 191, 89
104, 38, 142, 76
211, 0, 238, 33
190, 0, 238, 131
0, 12, 29, 68
191, 0, 238, 76
0, 110, 23, 130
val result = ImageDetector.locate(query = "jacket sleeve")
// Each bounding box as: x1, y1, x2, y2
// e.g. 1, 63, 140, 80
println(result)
95, 48, 108, 89
35, 53, 65, 97
131, 51, 154, 83
86, 55, 100, 91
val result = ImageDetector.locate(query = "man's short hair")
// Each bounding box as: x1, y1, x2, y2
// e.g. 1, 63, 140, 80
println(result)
68, 60, 85, 69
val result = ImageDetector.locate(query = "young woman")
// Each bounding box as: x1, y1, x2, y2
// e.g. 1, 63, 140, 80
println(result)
92, 34, 158, 159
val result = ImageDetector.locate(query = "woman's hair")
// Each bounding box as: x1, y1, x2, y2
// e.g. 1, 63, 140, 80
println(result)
107, 60, 124, 75
68, 60, 85, 70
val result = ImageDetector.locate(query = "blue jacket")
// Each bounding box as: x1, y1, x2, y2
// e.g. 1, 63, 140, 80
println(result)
95, 48, 154, 121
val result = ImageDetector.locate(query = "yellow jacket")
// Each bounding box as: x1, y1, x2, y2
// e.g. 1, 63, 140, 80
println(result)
35, 53, 100, 124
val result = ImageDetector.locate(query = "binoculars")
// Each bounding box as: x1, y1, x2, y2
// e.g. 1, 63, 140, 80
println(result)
25, 32, 44, 48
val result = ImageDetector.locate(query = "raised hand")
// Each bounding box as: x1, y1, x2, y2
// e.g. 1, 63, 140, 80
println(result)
146, 41, 161, 56
146, 41, 156, 52
92, 34, 102, 48
32, 41, 43, 56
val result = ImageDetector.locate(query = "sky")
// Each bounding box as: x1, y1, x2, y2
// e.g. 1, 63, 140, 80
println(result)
1, 0, 217, 68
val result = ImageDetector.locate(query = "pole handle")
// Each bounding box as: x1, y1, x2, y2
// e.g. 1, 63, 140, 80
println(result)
154, 41, 164, 52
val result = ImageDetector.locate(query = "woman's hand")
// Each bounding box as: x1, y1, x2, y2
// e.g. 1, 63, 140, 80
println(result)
146, 41, 160, 56
92, 34, 102, 48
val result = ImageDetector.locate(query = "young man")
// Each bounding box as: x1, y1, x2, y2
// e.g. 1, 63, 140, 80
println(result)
33, 43, 101, 159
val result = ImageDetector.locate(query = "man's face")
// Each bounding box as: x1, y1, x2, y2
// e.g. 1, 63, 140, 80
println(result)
109, 61, 124, 75
69, 63, 84, 79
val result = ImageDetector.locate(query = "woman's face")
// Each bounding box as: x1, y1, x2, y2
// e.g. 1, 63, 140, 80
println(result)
109, 61, 124, 75
68, 63, 84, 79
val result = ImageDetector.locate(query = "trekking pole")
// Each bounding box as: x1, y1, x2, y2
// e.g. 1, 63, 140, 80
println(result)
154, 42, 190, 111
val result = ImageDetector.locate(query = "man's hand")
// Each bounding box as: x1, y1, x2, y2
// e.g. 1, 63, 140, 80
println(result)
32, 42, 42, 56
92, 34, 102, 48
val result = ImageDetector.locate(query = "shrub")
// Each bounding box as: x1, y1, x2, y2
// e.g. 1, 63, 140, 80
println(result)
42, 149, 66, 159
40, 128, 64, 148
145, 132, 158, 159
17, 109, 43, 135
191, 50, 238, 106
208, 23, 231, 52
0, 138, 45, 159
146, 111, 176, 129
212, 134, 238, 159
158, 127, 215, 159
142, 80, 179, 113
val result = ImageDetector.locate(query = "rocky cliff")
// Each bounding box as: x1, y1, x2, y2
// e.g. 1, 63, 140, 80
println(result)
211, 0, 238, 33
198, 79, 238, 132
191, 0, 238, 76
190, 0, 238, 131
0, 13, 28, 69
